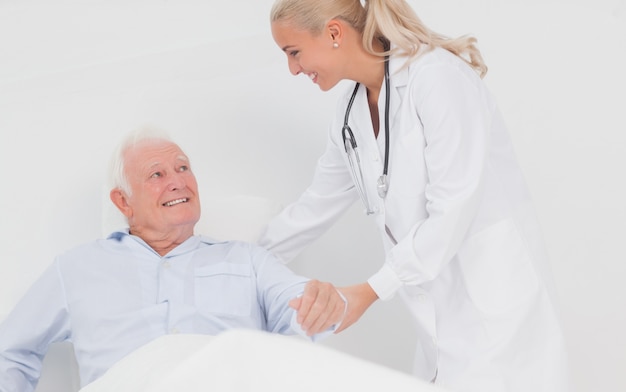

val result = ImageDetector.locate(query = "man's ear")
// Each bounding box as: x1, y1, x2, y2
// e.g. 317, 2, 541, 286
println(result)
110, 188, 132, 219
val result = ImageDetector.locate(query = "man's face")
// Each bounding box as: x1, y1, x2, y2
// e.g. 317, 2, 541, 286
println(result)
121, 140, 201, 234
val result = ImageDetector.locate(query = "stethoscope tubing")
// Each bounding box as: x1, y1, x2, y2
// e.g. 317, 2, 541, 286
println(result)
342, 52, 391, 203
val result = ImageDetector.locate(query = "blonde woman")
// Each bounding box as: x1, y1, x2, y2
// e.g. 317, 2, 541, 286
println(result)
259, 0, 568, 390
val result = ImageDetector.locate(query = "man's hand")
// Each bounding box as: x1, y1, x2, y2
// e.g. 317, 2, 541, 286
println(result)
289, 280, 346, 336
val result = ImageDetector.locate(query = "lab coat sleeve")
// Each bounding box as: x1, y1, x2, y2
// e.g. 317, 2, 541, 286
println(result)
257, 121, 359, 263
369, 61, 492, 299
0, 261, 72, 392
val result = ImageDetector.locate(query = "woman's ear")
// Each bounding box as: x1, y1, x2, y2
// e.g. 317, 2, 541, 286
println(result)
327, 19, 344, 45
110, 188, 133, 219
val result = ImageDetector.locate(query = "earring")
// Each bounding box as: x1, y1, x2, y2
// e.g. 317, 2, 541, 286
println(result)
333, 42, 339, 48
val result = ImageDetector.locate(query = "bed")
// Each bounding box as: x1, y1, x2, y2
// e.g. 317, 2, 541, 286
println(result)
79, 329, 443, 392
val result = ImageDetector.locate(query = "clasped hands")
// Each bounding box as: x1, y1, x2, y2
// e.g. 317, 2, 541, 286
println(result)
289, 280, 379, 336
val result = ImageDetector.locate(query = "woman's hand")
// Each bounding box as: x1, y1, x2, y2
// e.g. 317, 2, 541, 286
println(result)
289, 279, 347, 336
335, 282, 379, 333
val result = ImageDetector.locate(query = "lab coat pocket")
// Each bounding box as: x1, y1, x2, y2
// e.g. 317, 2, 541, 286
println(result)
457, 219, 539, 315
194, 263, 252, 316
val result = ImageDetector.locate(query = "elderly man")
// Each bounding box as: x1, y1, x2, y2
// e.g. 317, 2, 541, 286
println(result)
0, 128, 346, 392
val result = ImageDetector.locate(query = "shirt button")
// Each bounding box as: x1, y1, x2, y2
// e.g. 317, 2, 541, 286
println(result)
417, 294, 428, 302
170, 327, 179, 334
162, 261, 171, 269
431, 336, 438, 346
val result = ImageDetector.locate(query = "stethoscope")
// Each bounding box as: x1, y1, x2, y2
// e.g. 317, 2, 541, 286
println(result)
341, 52, 390, 215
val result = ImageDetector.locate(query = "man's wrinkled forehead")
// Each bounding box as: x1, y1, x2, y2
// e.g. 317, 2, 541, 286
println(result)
145, 153, 189, 167
126, 141, 190, 171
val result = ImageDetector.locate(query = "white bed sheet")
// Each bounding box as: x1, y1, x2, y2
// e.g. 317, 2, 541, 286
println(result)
80, 329, 445, 392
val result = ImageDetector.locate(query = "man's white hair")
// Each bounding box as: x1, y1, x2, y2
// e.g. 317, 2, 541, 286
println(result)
108, 125, 172, 196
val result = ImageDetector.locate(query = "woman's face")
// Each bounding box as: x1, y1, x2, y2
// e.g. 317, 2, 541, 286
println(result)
271, 21, 342, 91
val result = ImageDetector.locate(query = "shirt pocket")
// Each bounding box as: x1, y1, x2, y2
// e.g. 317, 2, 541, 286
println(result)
194, 263, 252, 317
457, 219, 539, 315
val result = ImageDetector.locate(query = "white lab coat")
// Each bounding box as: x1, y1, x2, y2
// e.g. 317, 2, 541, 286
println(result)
259, 47, 568, 391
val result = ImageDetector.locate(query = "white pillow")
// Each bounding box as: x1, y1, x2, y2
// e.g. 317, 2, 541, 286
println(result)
195, 194, 281, 242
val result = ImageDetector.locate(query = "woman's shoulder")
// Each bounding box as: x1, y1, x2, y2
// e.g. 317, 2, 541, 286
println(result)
410, 46, 474, 74
400, 46, 485, 92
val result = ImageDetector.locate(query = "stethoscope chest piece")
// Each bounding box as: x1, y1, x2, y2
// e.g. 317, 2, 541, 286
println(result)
377, 174, 388, 198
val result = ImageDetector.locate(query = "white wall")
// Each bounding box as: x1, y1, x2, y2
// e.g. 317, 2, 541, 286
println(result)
0, 0, 624, 391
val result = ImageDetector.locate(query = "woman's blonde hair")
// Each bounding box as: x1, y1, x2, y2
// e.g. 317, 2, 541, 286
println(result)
270, 0, 487, 77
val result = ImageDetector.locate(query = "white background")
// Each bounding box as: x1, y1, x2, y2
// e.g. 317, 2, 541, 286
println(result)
0, 0, 624, 391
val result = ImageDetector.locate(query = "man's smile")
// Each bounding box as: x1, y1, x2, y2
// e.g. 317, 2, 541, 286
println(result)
163, 198, 188, 207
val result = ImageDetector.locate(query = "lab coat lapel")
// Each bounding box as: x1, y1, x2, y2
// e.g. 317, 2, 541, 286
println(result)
388, 56, 409, 126
347, 57, 409, 146
349, 84, 375, 141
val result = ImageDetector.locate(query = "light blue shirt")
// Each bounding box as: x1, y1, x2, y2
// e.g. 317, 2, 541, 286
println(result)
0, 231, 327, 391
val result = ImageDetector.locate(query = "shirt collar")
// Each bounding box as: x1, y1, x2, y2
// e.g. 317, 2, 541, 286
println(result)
106, 229, 221, 258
